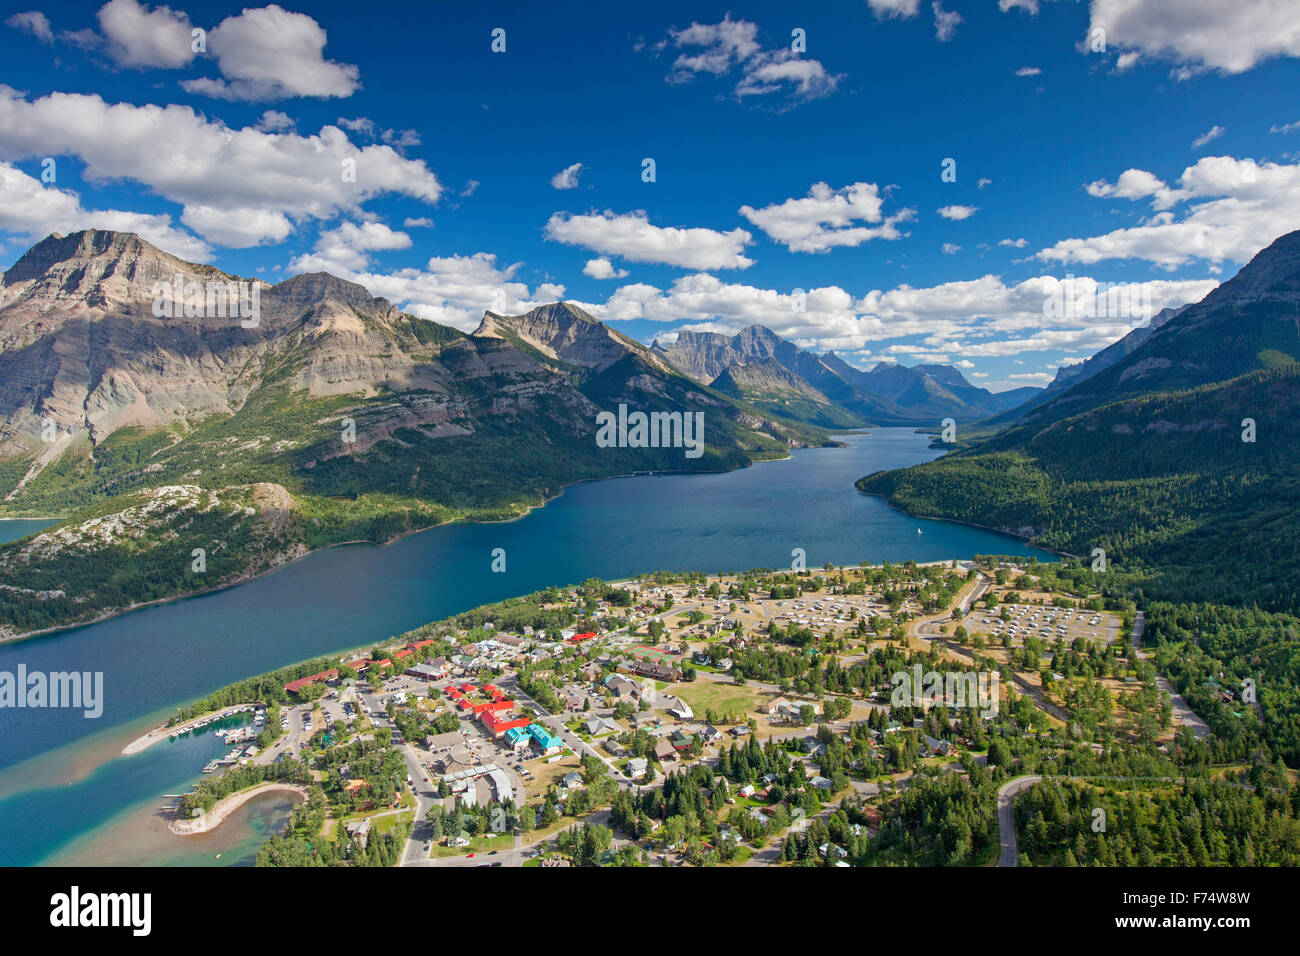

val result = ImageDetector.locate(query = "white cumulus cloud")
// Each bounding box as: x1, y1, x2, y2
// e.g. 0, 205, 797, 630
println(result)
316, 252, 566, 332
1192, 125, 1225, 148
92, 0, 194, 69
582, 257, 629, 280
1087, 0, 1300, 75
551, 163, 583, 190
290, 220, 411, 273
545, 210, 754, 270
6, 10, 53, 43
182, 4, 360, 101
0, 159, 210, 260
933, 2, 962, 42
0, 87, 440, 248
867, 0, 921, 19
739, 182, 914, 253
937, 204, 978, 220
663, 15, 842, 105
1043, 155, 1300, 268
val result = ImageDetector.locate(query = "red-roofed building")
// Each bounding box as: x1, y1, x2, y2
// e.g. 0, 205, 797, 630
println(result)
483, 683, 500, 697
394, 649, 413, 660
568, 631, 598, 644
284, 669, 338, 696
482, 710, 531, 738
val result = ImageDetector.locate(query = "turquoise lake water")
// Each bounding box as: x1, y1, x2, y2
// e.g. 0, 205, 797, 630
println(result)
0, 429, 1052, 864
0, 518, 59, 543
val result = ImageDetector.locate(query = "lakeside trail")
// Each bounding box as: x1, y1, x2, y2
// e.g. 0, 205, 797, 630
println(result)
122, 704, 259, 756
168, 783, 307, 835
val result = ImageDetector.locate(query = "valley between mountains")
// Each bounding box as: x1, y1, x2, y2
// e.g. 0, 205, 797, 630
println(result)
4, 227, 1300, 645
0, 230, 1009, 639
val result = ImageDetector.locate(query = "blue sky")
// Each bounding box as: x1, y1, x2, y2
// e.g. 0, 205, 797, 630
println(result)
1, 1, 1298, 390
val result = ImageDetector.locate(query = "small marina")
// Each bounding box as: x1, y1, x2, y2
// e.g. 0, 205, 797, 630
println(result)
162, 704, 260, 743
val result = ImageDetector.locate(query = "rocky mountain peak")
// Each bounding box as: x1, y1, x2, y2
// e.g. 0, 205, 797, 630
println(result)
473, 301, 653, 372
474, 301, 595, 337
3, 229, 160, 285
269, 271, 388, 314
1195, 229, 1300, 310
733, 324, 781, 352
0, 229, 239, 315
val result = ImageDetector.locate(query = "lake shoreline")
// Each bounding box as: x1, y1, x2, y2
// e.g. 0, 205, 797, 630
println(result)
0, 447, 812, 646
168, 783, 308, 836
0, 449, 1068, 650
0, 427, 1058, 866
113, 557, 1011, 760
855, 488, 1077, 560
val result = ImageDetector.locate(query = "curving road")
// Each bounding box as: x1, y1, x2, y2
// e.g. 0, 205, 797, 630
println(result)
997, 774, 1041, 867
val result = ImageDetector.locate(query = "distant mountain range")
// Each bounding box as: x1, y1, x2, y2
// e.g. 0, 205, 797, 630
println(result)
980, 304, 1188, 428
859, 227, 1300, 613
0, 225, 1259, 636
0, 230, 824, 636
653, 325, 1039, 427
0, 232, 823, 500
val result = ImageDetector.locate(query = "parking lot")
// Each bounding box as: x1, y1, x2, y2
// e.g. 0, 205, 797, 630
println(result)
967, 602, 1122, 647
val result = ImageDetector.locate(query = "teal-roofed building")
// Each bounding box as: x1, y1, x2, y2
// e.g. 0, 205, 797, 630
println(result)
526, 723, 563, 753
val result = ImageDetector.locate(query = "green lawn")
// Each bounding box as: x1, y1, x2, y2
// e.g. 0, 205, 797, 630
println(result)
371, 811, 414, 836
429, 832, 514, 858
674, 681, 763, 715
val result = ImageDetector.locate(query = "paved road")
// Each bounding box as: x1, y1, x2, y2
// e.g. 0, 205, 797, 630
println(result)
1129, 611, 1211, 739
398, 741, 444, 865
1130, 610, 1146, 649
912, 584, 1074, 726
997, 774, 1042, 867
995, 772, 1187, 867
909, 572, 986, 645
403, 810, 612, 867
505, 680, 632, 781
958, 572, 990, 615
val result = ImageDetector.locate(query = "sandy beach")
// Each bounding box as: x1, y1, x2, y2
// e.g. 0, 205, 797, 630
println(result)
169, 783, 307, 836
